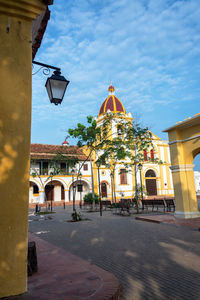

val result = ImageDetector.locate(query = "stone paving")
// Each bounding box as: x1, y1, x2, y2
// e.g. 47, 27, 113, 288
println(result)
29, 207, 200, 300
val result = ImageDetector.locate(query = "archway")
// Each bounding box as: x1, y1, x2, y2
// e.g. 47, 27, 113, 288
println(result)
29, 181, 40, 203
69, 180, 90, 201
193, 153, 200, 210
145, 169, 157, 196
164, 114, 200, 218
101, 182, 107, 198
45, 180, 65, 202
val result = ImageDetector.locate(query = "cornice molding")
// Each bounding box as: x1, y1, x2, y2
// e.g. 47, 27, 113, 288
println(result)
170, 164, 194, 172
0, 0, 46, 21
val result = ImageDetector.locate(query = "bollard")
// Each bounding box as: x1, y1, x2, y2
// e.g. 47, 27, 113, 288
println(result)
27, 241, 38, 276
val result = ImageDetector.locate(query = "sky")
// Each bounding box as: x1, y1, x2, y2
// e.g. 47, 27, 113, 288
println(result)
32, 0, 200, 147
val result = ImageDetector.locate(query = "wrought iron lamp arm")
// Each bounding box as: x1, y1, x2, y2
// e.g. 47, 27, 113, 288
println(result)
32, 60, 61, 76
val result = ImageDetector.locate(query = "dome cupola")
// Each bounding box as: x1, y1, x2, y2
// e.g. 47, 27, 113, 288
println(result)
98, 85, 126, 117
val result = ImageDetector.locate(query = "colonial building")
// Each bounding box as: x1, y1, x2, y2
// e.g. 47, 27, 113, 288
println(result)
29, 85, 174, 205
93, 85, 174, 200
30, 143, 92, 204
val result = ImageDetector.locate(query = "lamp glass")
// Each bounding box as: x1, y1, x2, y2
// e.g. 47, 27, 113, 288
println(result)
45, 71, 69, 105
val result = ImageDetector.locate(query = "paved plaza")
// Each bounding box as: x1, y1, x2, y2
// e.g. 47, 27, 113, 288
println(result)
29, 206, 200, 300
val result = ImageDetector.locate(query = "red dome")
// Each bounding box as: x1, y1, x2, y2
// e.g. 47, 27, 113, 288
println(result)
98, 95, 126, 116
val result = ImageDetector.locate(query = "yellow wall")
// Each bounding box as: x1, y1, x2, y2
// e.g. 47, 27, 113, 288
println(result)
0, 0, 45, 297
167, 120, 200, 218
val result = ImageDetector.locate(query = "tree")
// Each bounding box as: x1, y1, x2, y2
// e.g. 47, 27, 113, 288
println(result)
96, 113, 163, 211
68, 116, 101, 209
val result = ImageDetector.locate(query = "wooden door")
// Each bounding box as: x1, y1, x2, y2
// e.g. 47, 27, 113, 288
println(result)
45, 185, 54, 201
101, 183, 107, 197
146, 179, 157, 196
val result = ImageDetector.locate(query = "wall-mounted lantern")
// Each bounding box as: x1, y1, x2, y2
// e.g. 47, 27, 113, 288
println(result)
32, 60, 70, 105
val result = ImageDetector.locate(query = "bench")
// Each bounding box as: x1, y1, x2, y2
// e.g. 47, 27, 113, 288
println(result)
101, 200, 111, 210
164, 198, 175, 212
142, 198, 166, 212
119, 199, 131, 215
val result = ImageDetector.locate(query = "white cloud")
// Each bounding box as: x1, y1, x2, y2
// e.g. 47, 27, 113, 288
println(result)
32, 0, 200, 143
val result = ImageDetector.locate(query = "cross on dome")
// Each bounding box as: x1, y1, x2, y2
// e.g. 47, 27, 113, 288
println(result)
108, 84, 115, 95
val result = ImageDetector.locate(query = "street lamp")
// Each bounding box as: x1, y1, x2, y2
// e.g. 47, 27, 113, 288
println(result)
32, 60, 70, 105
110, 172, 114, 204
45, 70, 69, 105
71, 168, 76, 212
50, 176, 53, 212
96, 161, 102, 216
138, 163, 144, 206
79, 172, 82, 209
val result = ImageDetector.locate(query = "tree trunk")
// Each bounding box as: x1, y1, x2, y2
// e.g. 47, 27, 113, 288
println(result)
90, 153, 95, 210
113, 167, 116, 204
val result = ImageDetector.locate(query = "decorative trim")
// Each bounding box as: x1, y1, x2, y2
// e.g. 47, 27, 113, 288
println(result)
0, 0, 46, 21
174, 211, 200, 219
169, 134, 200, 145
170, 164, 194, 172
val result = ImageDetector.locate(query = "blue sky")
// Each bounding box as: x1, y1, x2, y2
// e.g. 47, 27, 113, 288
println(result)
32, 0, 200, 147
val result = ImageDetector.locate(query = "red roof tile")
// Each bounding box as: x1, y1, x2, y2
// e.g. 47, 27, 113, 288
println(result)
30, 144, 89, 161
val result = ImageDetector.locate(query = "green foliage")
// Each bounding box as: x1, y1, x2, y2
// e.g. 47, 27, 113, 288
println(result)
68, 115, 101, 150
84, 192, 99, 204
71, 211, 82, 221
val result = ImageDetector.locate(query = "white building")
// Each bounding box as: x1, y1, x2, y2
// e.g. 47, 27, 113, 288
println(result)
29, 142, 92, 204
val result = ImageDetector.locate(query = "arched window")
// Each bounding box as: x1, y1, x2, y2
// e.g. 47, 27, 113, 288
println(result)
150, 149, 154, 161
145, 169, 156, 177
120, 169, 127, 184
117, 125, 123, 136
33, 184, 39, 194
144, 150, 148, 161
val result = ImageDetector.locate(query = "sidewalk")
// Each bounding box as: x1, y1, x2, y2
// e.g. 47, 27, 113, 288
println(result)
136, 213, 200, 230
7, 233, 122, 300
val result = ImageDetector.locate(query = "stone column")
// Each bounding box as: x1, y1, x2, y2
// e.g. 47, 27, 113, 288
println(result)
39, 190, 45, 204
65, 189, 69, 202
171, 164, 200, 218
0, 1, 46, 298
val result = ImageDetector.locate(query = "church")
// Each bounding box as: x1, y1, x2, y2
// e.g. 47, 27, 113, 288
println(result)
29, 85, 174, 205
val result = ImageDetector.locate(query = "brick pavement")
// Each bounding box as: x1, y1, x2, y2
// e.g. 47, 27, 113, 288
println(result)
28, 207, 200, 300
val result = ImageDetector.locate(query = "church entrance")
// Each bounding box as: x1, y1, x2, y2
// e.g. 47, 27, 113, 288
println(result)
101, 182, 107, 198
145, 169, 157, 196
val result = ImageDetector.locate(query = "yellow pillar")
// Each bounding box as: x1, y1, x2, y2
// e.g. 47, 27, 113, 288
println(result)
168, 130, 200, 219
0, 0, 45, 297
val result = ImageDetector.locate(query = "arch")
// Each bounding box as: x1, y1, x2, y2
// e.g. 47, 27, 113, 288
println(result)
101, 182, 107, 198
45, 180, 65, 202
145, 169, 157, 196
67, 177, 91, 190
29, 180, 41, 204
100, 180, 110, 187
29, 179, 41, 189
68, 179, 90, 202
44, 177, 67, 189
164, 113, 200, 218
145, 169, 156, 178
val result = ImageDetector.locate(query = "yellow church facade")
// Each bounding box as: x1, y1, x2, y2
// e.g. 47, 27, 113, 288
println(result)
92, 85, 174, 200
